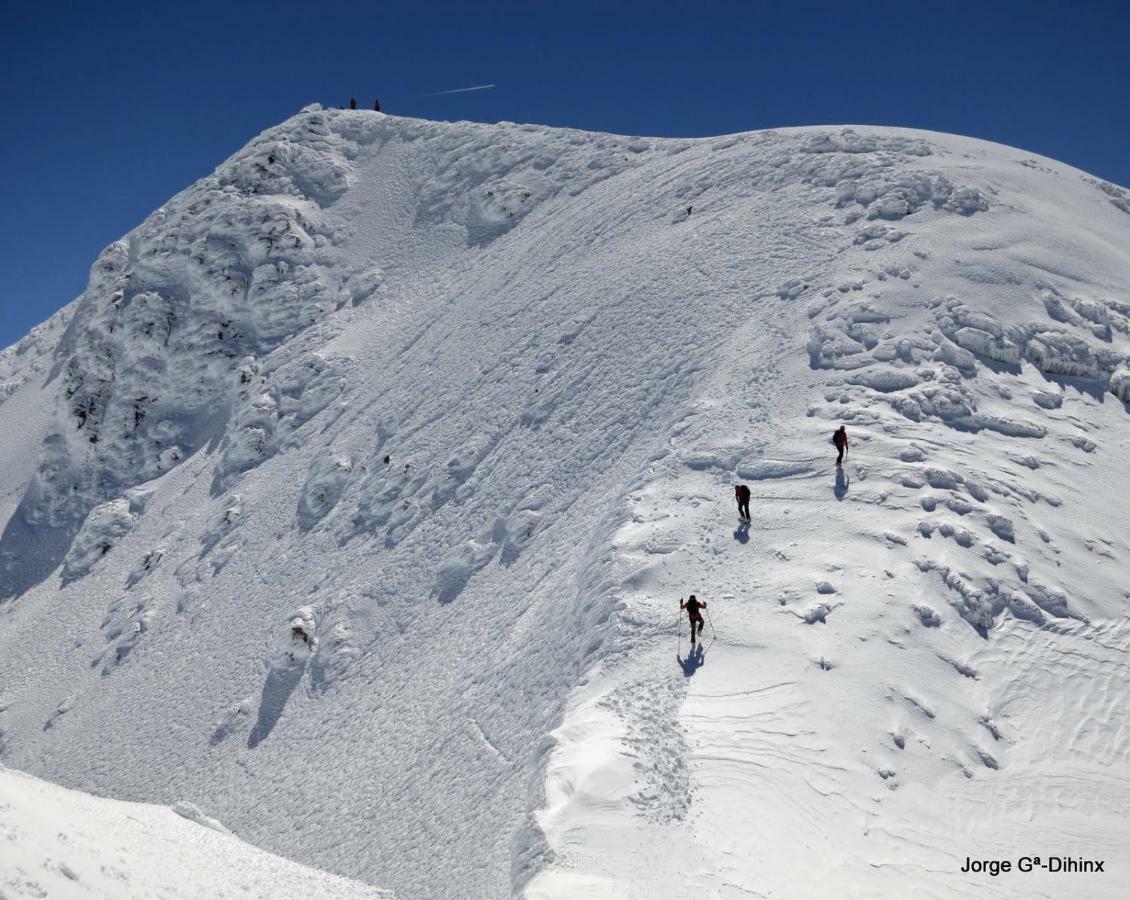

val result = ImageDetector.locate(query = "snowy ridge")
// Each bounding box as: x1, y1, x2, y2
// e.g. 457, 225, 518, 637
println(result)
1, 108, 1129, 898
529, 131, 1130, 896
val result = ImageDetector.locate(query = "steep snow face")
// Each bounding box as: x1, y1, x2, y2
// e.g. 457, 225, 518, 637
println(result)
1, 109, 1129, 899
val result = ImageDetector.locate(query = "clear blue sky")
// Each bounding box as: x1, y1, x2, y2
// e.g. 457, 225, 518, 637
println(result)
3, 0, 1128, 347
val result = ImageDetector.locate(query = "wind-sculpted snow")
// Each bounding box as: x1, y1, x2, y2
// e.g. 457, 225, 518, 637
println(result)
1, 113, 1130, 899
0, 306, 75, 407
0, 109, 661, 600
0, 110, 364, 597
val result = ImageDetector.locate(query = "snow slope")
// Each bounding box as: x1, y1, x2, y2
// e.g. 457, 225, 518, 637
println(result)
0, 765, 388, 898
1, 108, 1129, 898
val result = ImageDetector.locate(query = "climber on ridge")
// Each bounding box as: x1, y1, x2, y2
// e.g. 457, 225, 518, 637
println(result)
681, 595, 707, 645
350, 98, 357, 110
833, 425, 849, 467
734, 483, 751, 521
374, 98, 382, 112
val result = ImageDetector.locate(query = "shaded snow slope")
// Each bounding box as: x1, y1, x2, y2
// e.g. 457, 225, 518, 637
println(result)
1, 109, 1129, 898
0, 765, 388, 898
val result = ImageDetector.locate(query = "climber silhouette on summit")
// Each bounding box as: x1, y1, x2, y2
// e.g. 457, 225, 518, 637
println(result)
350, 98, 357, 110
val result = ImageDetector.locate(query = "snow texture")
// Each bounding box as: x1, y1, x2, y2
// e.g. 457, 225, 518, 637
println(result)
0, 766, 388, 898
1, 110, 1130, 899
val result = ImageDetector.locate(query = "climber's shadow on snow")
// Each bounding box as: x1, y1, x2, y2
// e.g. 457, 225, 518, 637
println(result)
677, 642, 706, 677
733, 520, 750, 544
833, 467, 849, 501
247, 661, 304, 749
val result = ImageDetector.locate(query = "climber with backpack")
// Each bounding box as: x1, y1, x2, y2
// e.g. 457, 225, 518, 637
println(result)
734, 483, 751, 521
681, 594, 707, 645
833, 425, 849, 466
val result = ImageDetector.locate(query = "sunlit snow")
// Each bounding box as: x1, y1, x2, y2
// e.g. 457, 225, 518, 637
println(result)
1, 107, 1129, 898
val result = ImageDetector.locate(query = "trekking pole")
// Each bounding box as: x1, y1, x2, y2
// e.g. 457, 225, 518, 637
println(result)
706, 607, 717, 641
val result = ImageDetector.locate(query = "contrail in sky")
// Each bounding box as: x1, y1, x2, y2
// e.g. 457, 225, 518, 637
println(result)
426, 84, 496, 96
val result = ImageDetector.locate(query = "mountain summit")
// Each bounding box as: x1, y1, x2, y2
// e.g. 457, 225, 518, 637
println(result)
2, 107, 1129, 898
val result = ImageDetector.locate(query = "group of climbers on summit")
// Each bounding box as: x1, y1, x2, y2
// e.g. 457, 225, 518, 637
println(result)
681, 425, 850, 646
348, 98, 382, 111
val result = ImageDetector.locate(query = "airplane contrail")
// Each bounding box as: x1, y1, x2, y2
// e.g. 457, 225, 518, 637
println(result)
426, 83, 496, 96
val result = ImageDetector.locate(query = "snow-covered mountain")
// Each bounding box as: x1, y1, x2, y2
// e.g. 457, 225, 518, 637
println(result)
1, 107, 1129, 899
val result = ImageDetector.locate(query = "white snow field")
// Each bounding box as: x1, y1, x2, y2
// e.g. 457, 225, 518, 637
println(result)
0, 764, 389, 898
1, 107, 1129, 899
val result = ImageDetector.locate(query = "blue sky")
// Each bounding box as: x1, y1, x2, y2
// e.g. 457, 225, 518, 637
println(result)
2, 0, 1128, 347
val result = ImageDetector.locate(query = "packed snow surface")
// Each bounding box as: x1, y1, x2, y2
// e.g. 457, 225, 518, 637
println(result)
0, 765, 388, 898
1, 107, 1129, 898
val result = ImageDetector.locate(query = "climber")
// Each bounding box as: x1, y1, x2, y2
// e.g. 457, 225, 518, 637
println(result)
681, 595, 707, 645
734, 483, 751, 521
833, 425, 849, 466
350, 98, 357, 110
374, 98, 382, 112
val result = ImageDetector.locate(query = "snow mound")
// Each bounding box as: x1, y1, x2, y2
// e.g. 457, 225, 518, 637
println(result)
0, 766, 388, 899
